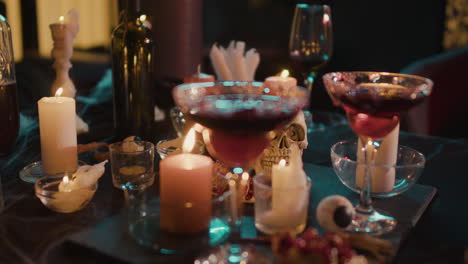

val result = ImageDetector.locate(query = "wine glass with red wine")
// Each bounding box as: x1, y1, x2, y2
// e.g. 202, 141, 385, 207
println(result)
289, 3, 333, 131
323, 72, 433, 234
172, 81, 309, 262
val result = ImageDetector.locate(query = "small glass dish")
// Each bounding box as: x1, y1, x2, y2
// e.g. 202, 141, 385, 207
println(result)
20, 160, 87, 183
331, 140, 425, 198
35, 174, 98, 213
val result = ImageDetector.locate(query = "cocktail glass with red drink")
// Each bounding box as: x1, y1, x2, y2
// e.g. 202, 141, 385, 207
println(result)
173, 81, 309, 261
173, 81, 308, 176
323, 72, 433, 235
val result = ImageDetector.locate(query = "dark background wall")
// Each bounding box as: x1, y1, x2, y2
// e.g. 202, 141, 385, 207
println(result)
202, 0, 446, 111
10, 0, 450, 126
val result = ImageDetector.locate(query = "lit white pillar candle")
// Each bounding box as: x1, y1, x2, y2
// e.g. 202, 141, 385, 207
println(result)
38, 88, 78, 175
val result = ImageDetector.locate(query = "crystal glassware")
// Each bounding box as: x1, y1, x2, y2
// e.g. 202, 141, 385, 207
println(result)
289, 3, 333, 131
173, 81, 308, 179
109, 139, 155, 195
35, 173, 97, 213
254, 174, 311, 235
331, 140, 425, 198
173, 81, 308, 261
323, 71, 433, 234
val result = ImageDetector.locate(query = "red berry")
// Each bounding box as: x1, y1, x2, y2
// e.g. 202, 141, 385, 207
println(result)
302, 228, 320, 241
294, 237, 308, 253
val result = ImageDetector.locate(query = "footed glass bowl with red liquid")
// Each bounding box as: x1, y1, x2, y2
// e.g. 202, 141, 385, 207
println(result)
173, 81, 309, 263
172, 81, 309, 167
323, 72, 433, 235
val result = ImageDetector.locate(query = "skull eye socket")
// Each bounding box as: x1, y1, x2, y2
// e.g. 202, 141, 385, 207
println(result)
286, 124, 305, 142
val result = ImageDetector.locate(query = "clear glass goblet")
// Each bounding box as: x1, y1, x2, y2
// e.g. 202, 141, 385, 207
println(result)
323, 71, 433, 235
289, 3, 334, 132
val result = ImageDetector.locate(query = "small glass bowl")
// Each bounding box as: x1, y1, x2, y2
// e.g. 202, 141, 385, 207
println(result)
35, 174, 98, 213
331, 140, 425, 198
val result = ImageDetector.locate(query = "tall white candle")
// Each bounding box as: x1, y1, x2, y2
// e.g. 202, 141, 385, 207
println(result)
38, 90, 78, 175
356, 123, 399, 193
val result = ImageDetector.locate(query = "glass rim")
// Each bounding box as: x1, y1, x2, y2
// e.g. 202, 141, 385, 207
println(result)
173, 80, 309, 93
253, 173, 311, 191
109, 140, 155, 154
296, 3, 331, 9
330, 140, 426, 169
323, 71, 434, 87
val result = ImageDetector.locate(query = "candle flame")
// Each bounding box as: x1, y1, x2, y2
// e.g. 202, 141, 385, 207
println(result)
241, 172, 249, 181
229, 179, 236, 188
59, 16, 65, 23
182, 126, 196, 152
63, 175, 70, 184
55, 88, 63, 97
322, 13, 330, 24
278, 159, 287, 167
280, 70, 289, 78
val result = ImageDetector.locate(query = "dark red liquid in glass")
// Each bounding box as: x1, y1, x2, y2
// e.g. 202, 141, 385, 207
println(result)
187, 95, 299, 165
209, 131, 270, 166
340, 91, 424, 139
0, 82, 19, 155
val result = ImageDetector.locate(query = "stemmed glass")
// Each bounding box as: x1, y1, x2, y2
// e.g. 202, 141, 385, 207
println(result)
172, 81, 309, 262
289, 3, 333, 131
323, 72, 433, 234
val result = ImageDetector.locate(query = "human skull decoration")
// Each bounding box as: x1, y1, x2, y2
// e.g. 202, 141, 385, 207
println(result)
254, 111, 308, 176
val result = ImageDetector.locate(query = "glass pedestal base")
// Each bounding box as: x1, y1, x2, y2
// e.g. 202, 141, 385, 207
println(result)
346, 208, 397, 235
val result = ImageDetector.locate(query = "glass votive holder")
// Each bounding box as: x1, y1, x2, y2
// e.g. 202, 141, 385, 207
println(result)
253, 174, 311, 235
127, 176, 232, 254
109, 140, 155, 191
35, 174, 97, 213
331, 140, 425, 198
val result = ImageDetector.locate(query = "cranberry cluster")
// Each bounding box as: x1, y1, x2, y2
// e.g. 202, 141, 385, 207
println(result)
274, 228, 358, 264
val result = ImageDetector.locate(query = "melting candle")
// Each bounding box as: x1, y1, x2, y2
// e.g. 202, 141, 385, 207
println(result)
159, 127, 214, 233
38, 88, 78, 175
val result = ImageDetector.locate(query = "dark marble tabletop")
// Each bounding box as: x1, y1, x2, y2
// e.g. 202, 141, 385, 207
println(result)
0, 104, 467, 263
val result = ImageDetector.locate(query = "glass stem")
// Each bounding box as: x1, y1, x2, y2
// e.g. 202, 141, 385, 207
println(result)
357, 137, 382, 214
228, 166, 248, 241
123, 187, 140, 206
304, 71, 316, 93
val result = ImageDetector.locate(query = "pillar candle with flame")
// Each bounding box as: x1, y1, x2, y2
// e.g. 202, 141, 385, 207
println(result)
159, 128, 214, 234
38, 88, 78, 175
264, 69, 298, 91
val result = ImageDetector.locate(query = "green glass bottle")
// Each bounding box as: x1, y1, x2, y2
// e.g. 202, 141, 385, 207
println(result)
111, 0, 155, 141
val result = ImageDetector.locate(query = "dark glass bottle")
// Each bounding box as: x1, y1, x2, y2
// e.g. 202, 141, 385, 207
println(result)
111, 0, 155, 141
0, 14, 19, 156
